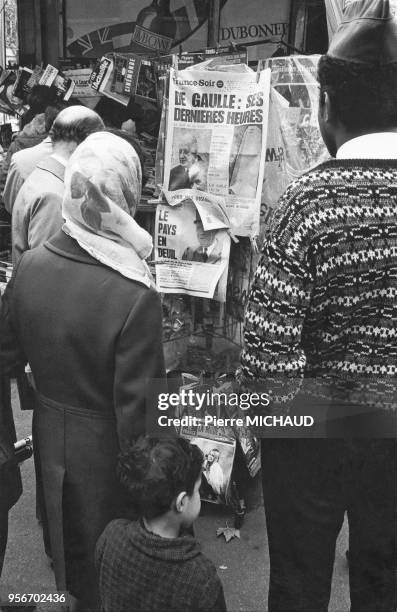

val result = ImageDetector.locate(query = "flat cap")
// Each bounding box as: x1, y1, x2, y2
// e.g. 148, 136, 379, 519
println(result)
328, 0, 397, 64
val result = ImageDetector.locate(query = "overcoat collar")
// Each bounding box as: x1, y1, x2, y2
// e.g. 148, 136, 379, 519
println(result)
45, 229, 100, 266
36, 156, 65, 182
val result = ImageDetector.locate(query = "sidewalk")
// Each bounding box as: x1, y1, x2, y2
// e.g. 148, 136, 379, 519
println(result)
0, 385, 350, 611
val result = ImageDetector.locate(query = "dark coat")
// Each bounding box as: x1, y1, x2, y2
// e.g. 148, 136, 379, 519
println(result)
3, 230, 166, 607
169, 164, 190, 191
0, 293, 23, 578
0, 375, 22, 512
0, 294, 23, 514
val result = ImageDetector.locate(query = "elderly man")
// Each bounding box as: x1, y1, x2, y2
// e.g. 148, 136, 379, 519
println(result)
11, 105, 104, 265
241, 1, 397, 610
169, 132, 199, 191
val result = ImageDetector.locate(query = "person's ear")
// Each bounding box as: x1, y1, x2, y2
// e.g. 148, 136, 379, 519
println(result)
175, 491, 188, 513
319, 90, 334, 124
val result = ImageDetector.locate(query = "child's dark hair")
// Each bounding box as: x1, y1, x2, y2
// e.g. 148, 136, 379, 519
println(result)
118, 437, 204, 519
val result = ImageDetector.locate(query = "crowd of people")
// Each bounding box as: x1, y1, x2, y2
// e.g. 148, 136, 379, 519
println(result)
0, 0, 397, 611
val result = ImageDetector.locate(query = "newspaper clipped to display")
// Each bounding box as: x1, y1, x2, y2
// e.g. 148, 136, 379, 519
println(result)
163, 65, 271, 238
155, 48, 247, 107
260, 87, 292, 236
155, 194, 231, 301
259, 56, 329, 237
265, 56, 329, 181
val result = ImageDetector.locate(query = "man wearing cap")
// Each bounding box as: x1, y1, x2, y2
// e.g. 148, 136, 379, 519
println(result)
241, 1, 397, 610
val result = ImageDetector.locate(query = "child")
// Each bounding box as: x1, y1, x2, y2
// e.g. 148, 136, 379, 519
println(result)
95, 436, 227, 612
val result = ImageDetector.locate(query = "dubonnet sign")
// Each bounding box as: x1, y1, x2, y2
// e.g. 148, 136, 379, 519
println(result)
66, 0, 291, 60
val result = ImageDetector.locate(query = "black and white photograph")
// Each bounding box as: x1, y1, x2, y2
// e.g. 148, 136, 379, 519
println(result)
0, 1, 397, 611
167, 127, 210, 192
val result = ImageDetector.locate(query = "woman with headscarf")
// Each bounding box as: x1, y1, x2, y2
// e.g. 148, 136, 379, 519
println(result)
1, 132, 166, 611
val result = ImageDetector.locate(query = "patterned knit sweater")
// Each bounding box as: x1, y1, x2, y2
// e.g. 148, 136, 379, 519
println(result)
241, 159, 397, 407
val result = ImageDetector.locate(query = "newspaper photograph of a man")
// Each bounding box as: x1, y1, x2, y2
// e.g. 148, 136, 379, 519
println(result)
169, 131, 202, 191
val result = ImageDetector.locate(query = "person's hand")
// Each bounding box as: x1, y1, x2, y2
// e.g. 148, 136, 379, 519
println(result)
25, 363, 36, 391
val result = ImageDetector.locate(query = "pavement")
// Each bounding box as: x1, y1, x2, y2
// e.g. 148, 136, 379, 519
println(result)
0, 384, 350, 612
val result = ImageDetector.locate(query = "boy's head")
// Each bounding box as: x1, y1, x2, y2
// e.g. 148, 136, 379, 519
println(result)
118, 437, 204, 527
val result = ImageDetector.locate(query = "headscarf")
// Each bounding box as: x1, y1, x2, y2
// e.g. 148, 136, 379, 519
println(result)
62, 131, 154, 288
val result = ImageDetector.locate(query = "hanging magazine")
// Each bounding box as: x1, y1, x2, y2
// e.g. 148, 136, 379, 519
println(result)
13, 64, 75, 102
89, 53, 157, 105
182, 425, 236, 505
0, 70, 24, 115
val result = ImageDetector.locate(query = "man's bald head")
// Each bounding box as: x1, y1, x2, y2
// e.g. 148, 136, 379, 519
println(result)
51, 105, 104, 145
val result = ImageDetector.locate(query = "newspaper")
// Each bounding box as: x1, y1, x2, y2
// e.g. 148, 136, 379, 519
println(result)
154, 49, 247, 108
155, 195, 231, 301
260, 87, 292, 236
163, 65, 271, 238
264, 56, 329, 182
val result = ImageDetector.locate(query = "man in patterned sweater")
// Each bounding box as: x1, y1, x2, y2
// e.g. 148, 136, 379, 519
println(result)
241, 1, 397, 610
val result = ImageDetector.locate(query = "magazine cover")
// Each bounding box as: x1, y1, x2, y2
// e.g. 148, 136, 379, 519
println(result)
13, 64, 75, 102
0, 70, 24, 116
12, 67, 33, 100
89, 52, 157, 105
181, 422, 236, 505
